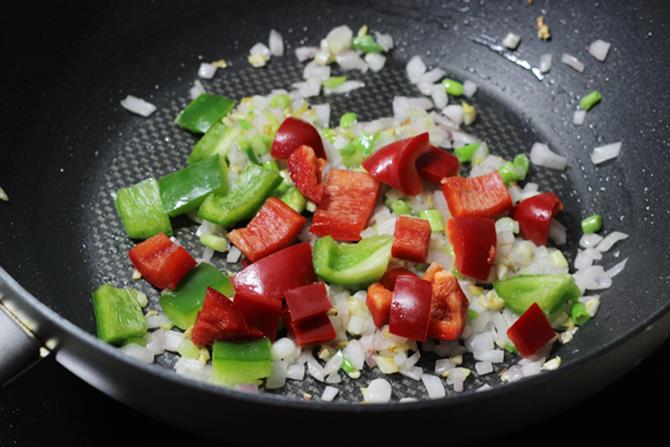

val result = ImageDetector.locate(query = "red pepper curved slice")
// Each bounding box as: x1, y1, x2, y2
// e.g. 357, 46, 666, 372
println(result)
271, 117, 326, 160
228, 197, 306, 262
366, 283, 393, 328
361, 133, 430, 196
389, 275, 433, 341
416, 145, 460, 184
423, 264, 468, 341
283, 309, 336, 347
192, 288, 262, 346
507, 302, 556, 357
392, 216, 432, 263
512, 192, 564, 246
233, 242, 316, 301
441, 172, 512, 219
287, 145, 326, 204
380, 267, 418, 291
128, 233, 196, 290
285, 282, 332, 323
446, 217, 497, 282
232, 292, 282, 341
310, 169, 380, 241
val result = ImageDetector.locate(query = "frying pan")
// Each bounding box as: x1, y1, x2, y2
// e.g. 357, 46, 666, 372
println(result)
2, 0, 670, 443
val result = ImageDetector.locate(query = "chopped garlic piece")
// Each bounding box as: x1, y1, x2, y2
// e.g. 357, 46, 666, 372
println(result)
0, 185, 8, 202
132, 268, 142, 280
559, 327, 578, 344
542, 356, 562, 371
536, 16, 551, 40
211, 59, 228, 68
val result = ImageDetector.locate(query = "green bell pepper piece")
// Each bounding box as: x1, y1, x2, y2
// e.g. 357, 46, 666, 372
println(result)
92, 284, 148, 345
442, 79, 464, 96
494, 274, 581, 315
279, 186, 306, 213
313, 235, 392, 289
115, 178, 172, 239
418, 209, 445, 232
212, 338, 272, 386
386, 199, 412, 216
454, 143, 480, 163
175, 93, 235, 134
159, 263, 234, 329
499, 154, 530, 185
352, 34, 383, 53
322, 76, 347, 89
270, 93, 291, 109
198, 163, 281, 227
339, 112, 358, 128
188, 122, 241, 164
340, 132, 378, 168
581, 214, 602, 234
571, 302, 591, 325
158, 156, 227, 217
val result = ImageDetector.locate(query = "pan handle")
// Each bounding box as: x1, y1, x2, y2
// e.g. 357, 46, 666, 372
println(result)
0, 299, 46, 386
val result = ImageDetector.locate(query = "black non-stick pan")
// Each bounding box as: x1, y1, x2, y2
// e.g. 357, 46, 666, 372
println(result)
2, 0, 670, 444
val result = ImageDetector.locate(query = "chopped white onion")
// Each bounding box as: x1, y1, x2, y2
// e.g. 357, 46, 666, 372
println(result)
417, 80, 434, 96
146, 312, 170, 329
530, 142, 567, 170
292, 78, 321, 98
421, 374, 446, 399
323, 350, 344, 376
198, 62, 217, 79
435, 359, 455, 376
406, 55, 427, 84
573, 109, 586, 126
589, 39, 611, 62
606, 258, 628, 278
549, 219, 567, 246
591, 141, 622, 165
573, 265, 612, 291
286, 363, 305, 381
502, 33, 521, 50
362, 378, 392, 403
121, 343, 154, 364
295, 46, 319, 62
145, 330, 166, 356
539, 53, 553, 73
120, 95, 156, 117
321, 386, 339, 402
343, 340, 365, 370
268, 29, 284, 57
327, 80, 365, 95
476, 384, 492, 392
473, 349, 505, 363
374, 32, 394, 52
271, 338, 297, 360
442, 105, 464, 125
364, 53, 386, 72
463, 80, 478, 98
163, 330, 184, 352
561, 53, 585, 73
226, 246, 242, 263
431, 84, 448, 109
466, 332, 494, 352
325, 25, 353, 55
313, 103, 330, 127
174, 357, 205, 378
248, 42, 272, 68
420, 67, 446, 84
596, 231, 628, 252
475, 361, 494, 375
303, 61, 331, 80
189, 80, 206, 100
336, 50, 368, 72
580, 233, 603, 248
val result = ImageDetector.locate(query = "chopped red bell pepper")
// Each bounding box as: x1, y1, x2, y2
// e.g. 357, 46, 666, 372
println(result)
388, 275, 433, 341
361, 132, 430, 196
380, 267, 418, 291
310, 169, 380, 241
416, 145, 460, 184
512, 192, 564, 246
233, 242, 316, 301
285, 282, 332, 323
423, 264, 468, 341
128, 233, 197, 290
288, 145, 327, 204
284, 310, 336, 346
366, 282, 393, 328
232, 292, 283, 341
392, 216, 432, 263
446, 217, 497, 282
271, 117, 326, 160
191, 288, 262, 346
507, 302, 556, 357
441, 172, 512, 219
228, 197, 306, 262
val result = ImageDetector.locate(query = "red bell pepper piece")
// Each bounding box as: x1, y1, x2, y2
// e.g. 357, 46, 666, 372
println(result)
288, 145, 327, 204
446, 217, 497, 282
361, 133, 430, 196
228, 197, 306, 262
128, 233, 196, 290
380, 267, 418, 291
271, 117, 326, 160
423, 264, 468, 341
441, 172, 512, 219
310, 169, 380, 241
507, 302, 556, 357
416, 145, 460, 184
285, 282, 332, 323
233, 242, 316, 301
392, 216, 432, 263
388, 275, 433, 341
512, 192, 564, 246
284, 310, 336, 346
232, 292, 282, 341
366, 283, 393, 328
191, 288, 262, 346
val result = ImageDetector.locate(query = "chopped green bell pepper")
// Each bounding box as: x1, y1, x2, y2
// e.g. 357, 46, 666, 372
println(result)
494, 274, 581, 315
454, 143, 480, 163
198, 163, 282, 227
270, 93, 292, 109
188, 122, 242, 164
212, 338, 272, 386
159, 263, 234, 329
279, 186, 306, 213
579, 90, 602, 111
571, 302, 591, 325
199, 233, 228, 252
92, 284, 148, 345
418, 209, 445, 232
313, 235, 392, 289
339, 112, 358, 128
499, 154, 530, 185
341, 132, 378, 168
581, 214, 602, 234
442, 79, 464, 96
352, 34, 383, 53
115, 178, 172, 239
386, 198, 412, 216
158, 156, 227, 217
175, 93, 235, 134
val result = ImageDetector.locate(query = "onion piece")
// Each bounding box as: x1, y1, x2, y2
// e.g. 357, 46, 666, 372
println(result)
502, 33, 521, 50
295, 46, 319, 62
442, 105, 464, 125
420, 67, 446, 84
248, 43, 271, 68
121, 343, 154, 364
421, 374, 446, 399
539, 53, 553, 73
313, 103, 331, 127
198, 62, 217, 79
365, 53, 386, 72
406, 55, 427, 84
361, 378, 392, 403
596, 231, 629, 252
189, 80, 206, 100
336, 50, 368, 72
591, 142, 622, 165
579, 233, 603, 248
606, 257, 628, 278
432, 84, 448, 109
475, 361, 494, 375
321, 386, 339, 402
326, 80, 364, 95
120, 95, 156, 117
286, 363, 305, 381
268, 29, 284, 57
325, 25, 353, 55
374, 32, 394, 52
226, 246, 242, 263
589, 39, 611, 62
530, 142, 567, 170
561, 53, 585, 73
549, 219, 567, 246
573, 109, 586, 126
463, 80, 478, 98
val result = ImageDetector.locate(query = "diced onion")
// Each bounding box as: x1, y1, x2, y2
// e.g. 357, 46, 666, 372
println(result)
374, 32, 394, 52
591, 141, 622, 165
432, 84, 448, 109
303, 61, 331, 80
475, 361, 494, 375
362, 378, 392, 403
406, 55, 427, 84
420, 67, 446, 84
295, 46, 319, 62
326, 80, 365, 95
421, 374, 446, 399
343, 340, 365, 370
313, 103, 331, 127
530, 142, 567, 170
364, 53, 386, 72
271, 337, 297, 360
286, 363, 305, 381
121, 343, 154, 364
589, 39, 611, 62
473, 349, 505, 363
321, 386, 339, 402
539, 53, 553, 73
325, 25, 353, 55
189, 80, 206, 100
596, 231, 628, 252
442, 105, 464, 125
463, 80, 478, 98
573, 109, 586, 126
226, 246, 242, 263
265, 360, 288, 390
120, 95, 156, 117
269, 29, 284, 57
579, 233, 603, 248
198, 62, 217, 79
417, 81, 434, 96
336, 50, 368, 72
561, 53, 585, 73
549, 219, 567, 246
606, 257, 628, 278
502, 33, 521, 50
164, 330, 184, 352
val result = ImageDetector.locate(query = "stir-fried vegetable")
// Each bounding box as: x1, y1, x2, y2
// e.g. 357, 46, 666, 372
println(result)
92, 284, 148, 344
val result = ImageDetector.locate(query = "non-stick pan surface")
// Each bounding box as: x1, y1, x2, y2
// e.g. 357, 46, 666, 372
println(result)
1, 0, 670, 443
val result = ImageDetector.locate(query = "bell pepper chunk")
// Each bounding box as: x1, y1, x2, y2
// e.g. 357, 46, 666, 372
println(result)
416, 145, 461, 184
191, 288, 262, 346
423, 264, 468, 341
175, 93, 236, 134
313, 235, 392, 290
278, 186, 306, 213
128, 233, 197, 290
507, 303, 556, 357
361, 132, 430, 196
212, 338, 272, 386
158, 156, 227, 217
441, 172, 512, 219
288, 145, 327, 204
233, 292, 283, 341
188, 122, 241, 164
198, 163, 282, 227
271, 117, 326, 160
115, 178, 172, 239
310, 169, 380, 242
285, 282, 332, 323
392, 216, 432, 263
389, 275, 433, 342
233, 242, 316, 301
159, 263, 234, 329
366, 283, 393, 328
228, 197, 306, 262
512, 192, 564, 246
380, 268, 418, 291
284, 312, 336, 347
446, 217, 497, 282
92, 284, 148, 345
494, 274, 581, 315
